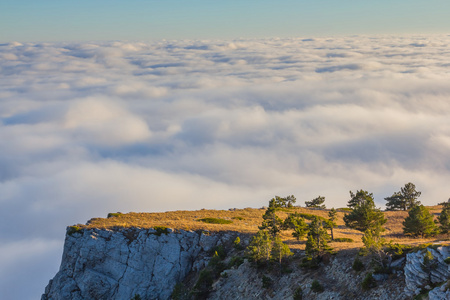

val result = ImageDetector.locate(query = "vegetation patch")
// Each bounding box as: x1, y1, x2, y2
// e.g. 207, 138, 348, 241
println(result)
361, 273, 377, 290
67, 225, 83, 236
107, 212, 123, 218
197, 218, 233, 224
333, 238, 354, 243
352, 257, 364, 272
232, 216, 244, 220
293, 286, 303, 300
311, 280, 324, 293
153, 226, 169, 236
262, 275, 273, 289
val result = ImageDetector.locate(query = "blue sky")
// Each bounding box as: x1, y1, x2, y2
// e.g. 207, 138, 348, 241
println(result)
1, 0, 450, 42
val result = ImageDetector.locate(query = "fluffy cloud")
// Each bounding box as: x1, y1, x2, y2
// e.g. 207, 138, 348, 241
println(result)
1, 35, 450, 299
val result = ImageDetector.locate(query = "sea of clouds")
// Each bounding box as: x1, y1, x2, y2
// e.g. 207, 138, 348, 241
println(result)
1, 35, 450, 299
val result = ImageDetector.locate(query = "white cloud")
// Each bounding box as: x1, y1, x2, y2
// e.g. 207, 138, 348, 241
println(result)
1, 35, 450, 299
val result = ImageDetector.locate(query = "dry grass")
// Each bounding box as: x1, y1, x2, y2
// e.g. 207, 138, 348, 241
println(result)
80, 205, 450, 250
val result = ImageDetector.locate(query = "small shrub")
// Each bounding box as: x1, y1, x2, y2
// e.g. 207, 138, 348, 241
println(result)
262, 275, 273, 289
444, 257, 450, 264
352, 257, 364, 272
67, 225, 83, 236
130, 294, 141, 300
197, 218, 233, 224
300, 257, 320, 269
338, 207, 353, 212
232, 216, 244, 220
228, 256, 244, 268
293, 286, 303, 300
234, 236, 243, 250
212, 245, 226, 260
107, 212, 122, 218
361, 273, 376, 290
333, 238, 354, 243
153, 226, 169, 236
311, 280, 324, 293
193, 269, 214, 298
171, 282, 189, 300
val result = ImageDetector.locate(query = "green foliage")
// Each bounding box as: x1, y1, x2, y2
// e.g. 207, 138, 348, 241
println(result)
305, 196, 326, 209
233, 236, 243, 250
271, 236, 293, 264
260, 207, 283, 236
197, 218, 233, 224
305, 217, 333, 259
299, 257, 320, 269
403, 205, 438, 238
193, 269, 214, 298
232, 216, 244, 220
361, 273, 376, 290
171, 282, 189, 300
385, 182, 422, 211
438, 203, 450, 234
153, 226, 169, 236
262, 275, 273, 289
343, 193, 386, 232
421, 250, 438, 285
328, 208, 337, 240
67, 225, 83, 236
130, 294, 142, 300
311, 280, 324, 293
284, 214, 308, 240
212, 245, 226, 260
444, 257, 450, 264
361, 227, 390, 271
228, 256, 244, 268
246, 230, 272, 263
347, 190, 374, 208
268, 195, 296, 208
333, 238, 354, 243
107, 212, 123, 218
352, 257, 364, 272
294, 212, 328, 222
338, 207, 353, 212
293, 286, 303, 300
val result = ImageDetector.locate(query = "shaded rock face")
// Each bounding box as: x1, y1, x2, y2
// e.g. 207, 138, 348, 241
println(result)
403, 246, 450, 297
42, 228, 234, 300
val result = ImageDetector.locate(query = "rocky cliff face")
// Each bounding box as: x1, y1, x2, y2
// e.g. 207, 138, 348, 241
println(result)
43, 227, 450, 300
42, 227, 238, 300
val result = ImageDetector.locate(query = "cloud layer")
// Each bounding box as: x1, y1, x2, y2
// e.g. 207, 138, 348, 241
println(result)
1, 35, 450, 299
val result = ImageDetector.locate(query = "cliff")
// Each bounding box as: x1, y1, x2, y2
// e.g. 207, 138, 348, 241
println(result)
42, 226, 450, 300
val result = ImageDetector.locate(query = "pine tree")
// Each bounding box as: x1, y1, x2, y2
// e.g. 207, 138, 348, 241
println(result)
285, 195, 297, 208
385, 182, 421, 211
438, 203, 450, 235
403, 205, 437, 238
246, 230, 272, 263
344, 194, 386, 232
283, 214, 308, 240
362, 226, 389, 270
347, 190, 374, 208
305, 196, 326, 209
271, 236, 293, 265
305, 217, 332, 259
260, 206, 283, 236
327, 208, 338, 240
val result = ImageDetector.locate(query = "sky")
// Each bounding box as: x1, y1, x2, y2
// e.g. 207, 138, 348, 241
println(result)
1, 0, 450, 42
1, 2, 450, 300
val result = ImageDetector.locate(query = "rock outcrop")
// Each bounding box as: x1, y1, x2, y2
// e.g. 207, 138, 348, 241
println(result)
42, 227, 238, 300
403, 246, 450, 297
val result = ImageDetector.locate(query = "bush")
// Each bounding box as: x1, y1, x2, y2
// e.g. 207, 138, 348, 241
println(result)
193, 269, 214, 298
228, 256, 244, 268
361, 273, 376, 290
262, 275, 273, 289
153, 226, 169, 236
444, 257, 450, 264
333, 238, 354, 243
107, 212, 122, 218
232, 216, 244, 220
293, 286, 303, 300
299, 257, 320, 269
67, 225, 83, 236
198, 218, 233, 224
311, 280, 324, 293
352, 257, 364, 272
171, 282, 189, 300
233, 236, 243, 250
130, 294, 141, 300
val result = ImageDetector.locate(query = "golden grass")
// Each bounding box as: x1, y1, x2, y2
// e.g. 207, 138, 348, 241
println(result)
80, 205, 450, 251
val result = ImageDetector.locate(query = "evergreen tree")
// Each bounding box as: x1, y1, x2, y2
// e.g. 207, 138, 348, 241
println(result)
438, 203, 450, 235
284, 214, 308, 240
305, 196, 326, 209
327, 208, 338, 240
403, 205, 438, 238
347, 190, 374, 208
305, 217, 333, 259
361, 226, 389, 270
271, 236, 293, 265
344, 195, 386, 232
246, 230, 272, 263
385, 182, 421, 211
285, 195, 297, 208
259, 206, 283, 236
